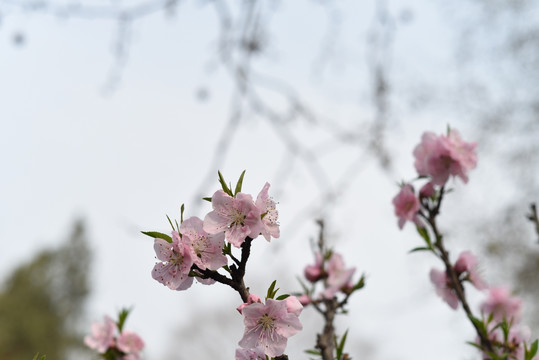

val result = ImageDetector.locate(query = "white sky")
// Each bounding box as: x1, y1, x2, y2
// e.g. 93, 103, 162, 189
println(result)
0, 1, 532, 359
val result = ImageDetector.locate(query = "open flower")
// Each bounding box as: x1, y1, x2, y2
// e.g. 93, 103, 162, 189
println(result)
322, 253, 356, 299
152, 231, 194, 291
117, 330, 145, 358
454, 251, 487, 290
204, 190, 263, 247
255, 182, 280, 242
238, 297, 303, 357
413, 129, 477, 186
84, 315, 116, 353
181, 216, 227, 271
481, 286, 522, 323
393, 184, 422, 230
430, 268, 459, 310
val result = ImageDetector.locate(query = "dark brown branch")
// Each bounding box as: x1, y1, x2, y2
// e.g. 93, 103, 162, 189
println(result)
526, 203, 539, 243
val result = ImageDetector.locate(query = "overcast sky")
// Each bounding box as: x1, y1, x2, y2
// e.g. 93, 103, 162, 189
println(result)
0, 1, 530, 359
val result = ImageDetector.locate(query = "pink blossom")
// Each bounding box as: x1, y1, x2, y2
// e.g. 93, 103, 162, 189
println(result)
255, 182, 280, 242
419, 181, 435, 198
238, 298, 303, 357
284, 296, 304, 317
454, 251, 487, 290
84, 316, 116, 353
116, 330, 145, 355
152, 231, 194, 291
429, 268, 459, 310
481, 286, 522, 323
180, 216, 227, 271
392, 184, 422, 230
297, 295, 311, 306
322, 253, 356, 299
304, 252, 323, 282
235, 348, 266, 360
413, 129, 477, 186
203, 190, 263, 247
237, 293, 263, 314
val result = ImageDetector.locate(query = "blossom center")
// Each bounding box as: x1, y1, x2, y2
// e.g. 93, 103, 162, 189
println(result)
230, 209, 246, 227
258, 314, 275, 331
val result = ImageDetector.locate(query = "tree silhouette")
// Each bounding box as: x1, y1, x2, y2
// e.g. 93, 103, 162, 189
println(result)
0, 220, 91, 360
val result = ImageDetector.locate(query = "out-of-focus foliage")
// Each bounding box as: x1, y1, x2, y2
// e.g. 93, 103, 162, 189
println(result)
0, 221, 91, 360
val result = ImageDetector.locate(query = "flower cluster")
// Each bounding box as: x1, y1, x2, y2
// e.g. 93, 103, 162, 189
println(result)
430, 251, 487, 309
301, 250, 358, 303
395, 127, 538, 360
149, 174, 279, 291
393, 127, 477, 230
84, 310, 144, 360
237, 295, 303, 358
478, 287, 537, 360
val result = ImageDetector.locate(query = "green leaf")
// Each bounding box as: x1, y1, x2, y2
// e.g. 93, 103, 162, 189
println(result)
166, 215, 176, 231
234, 170, 246, 196
180, 204, 185, 224
408, 246, 432, 254
296, 276, 310, 293
352, 274, 366, 291
117, 308, 130, 333
336, 329, 349, 360
525, 339, 538, 360
33, 354, 46, 360
416, 226, 432, 248
470, 316, 488, 338
202, 197, 212, 202
141, 231, 172, 243
305, 349, 321, 356
276, 294, 290, 300
218, 171, 233, 196
266, 280, 277, 300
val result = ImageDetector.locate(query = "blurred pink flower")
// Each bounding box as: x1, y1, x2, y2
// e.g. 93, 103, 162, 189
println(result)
238, 298, 302, 357
413, 129, 477, 186
117, 330, 145, 356
180, 216, 227, 271
430, 268, 459, 310
392, 184, 422, 230
204, 190, 262, 247
419, 181, 435, 198
304, 251, 323, 282
454, 251, 487, 290
322, 253, 356, 299
84, 316, 116, 353
297, 294, 311, 306
255, 182, 280, 242
481, 286, 522, 323
152, 231, 194, 291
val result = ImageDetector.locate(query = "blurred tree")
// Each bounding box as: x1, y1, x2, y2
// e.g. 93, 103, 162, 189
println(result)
0, 220, 91, 360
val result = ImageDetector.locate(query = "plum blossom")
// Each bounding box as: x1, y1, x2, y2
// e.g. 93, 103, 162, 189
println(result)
180, 216, 227, 271
204, 190, 263, 247
255, 182, 280, 242
454, 251, 487, 290
322, 253, 356, 299
238, 297, 303, 357
304, 251, 323, 282
393, 184, 422, 230
481, 286, 522, 323
152, 231, 194, 291
84, 315, 116, 353
235, 348, 266, 360
430, 268, 459, 310
117, 331, 145, 359
413, 129, 477, 186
